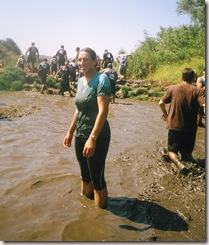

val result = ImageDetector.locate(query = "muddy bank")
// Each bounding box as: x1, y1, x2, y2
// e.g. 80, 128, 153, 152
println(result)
0, 79, 167, 119
0, 104, 41, 119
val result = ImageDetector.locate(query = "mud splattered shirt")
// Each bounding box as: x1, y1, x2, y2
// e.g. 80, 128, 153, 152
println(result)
75, 72, 111, 138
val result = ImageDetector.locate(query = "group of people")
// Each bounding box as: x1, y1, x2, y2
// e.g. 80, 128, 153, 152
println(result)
62, 47, 205, 210
102, 49, 129, 79
16, 43, 75, 75
16, 42, 129, 80
16, 44, 205, 209
16, 43, 123, 101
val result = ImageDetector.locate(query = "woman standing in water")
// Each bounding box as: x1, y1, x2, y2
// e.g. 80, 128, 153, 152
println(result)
63, 48, 111, 209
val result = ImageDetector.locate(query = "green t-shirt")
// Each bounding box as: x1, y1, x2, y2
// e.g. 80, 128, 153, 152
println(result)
75, 72, 111, 138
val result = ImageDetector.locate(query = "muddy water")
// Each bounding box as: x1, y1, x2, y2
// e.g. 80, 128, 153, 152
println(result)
0, 91, 205, 242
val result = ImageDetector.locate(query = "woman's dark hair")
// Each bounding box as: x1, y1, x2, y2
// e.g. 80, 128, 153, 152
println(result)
80, 48, 97, 61
182, 68, 194, 82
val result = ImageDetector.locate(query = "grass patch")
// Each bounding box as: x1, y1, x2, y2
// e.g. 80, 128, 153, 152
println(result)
147, 57, 205, 84
121, 86, 131, 98
148, 90, 164, 97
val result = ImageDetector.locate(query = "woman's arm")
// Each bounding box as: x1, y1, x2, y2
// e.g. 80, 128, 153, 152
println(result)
63, 109, 78, 148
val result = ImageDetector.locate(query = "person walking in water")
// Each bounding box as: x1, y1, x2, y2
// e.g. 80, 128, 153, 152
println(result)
63, 48, 111, 209
25, 42, 39, 72
55, 60, 73, 96
103, 63, 118, 103
37, 58, 50, 93
159, 68, 205, 174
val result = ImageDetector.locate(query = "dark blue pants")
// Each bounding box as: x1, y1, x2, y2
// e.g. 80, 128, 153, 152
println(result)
75, 136, 110, 190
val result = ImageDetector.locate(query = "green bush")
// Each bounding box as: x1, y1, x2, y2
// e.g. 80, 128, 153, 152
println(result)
128, 24, 205, 81
135, 88, 148, 95
34, 82, 41, 91
0, 67, 26, 90
121, 86, 131, 98
46, 76, 60, 89
10, 80, 23, 90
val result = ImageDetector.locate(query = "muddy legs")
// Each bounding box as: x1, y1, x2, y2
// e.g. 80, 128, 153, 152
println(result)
81, 182, 108, 209
81, 181, 94, 199
94, 187, 108, 209
168, 152, 190, 175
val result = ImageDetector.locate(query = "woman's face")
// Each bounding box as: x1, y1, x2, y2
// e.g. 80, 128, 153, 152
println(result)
78, 51, 96, 75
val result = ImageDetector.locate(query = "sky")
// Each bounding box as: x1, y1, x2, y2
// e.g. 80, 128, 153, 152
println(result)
0, 0, 193, 59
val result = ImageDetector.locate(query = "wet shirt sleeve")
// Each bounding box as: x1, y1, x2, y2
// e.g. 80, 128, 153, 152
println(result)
97, 73, 111, 96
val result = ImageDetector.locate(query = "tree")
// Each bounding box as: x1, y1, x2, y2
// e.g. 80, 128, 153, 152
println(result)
177, 0, 205, 27
0, 38, 21, 55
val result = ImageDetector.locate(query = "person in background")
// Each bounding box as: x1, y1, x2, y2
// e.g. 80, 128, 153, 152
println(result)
95, 55, 101, 71
102, 49, 114, 69
55, 60, 73, 97
16, 54, 25, 70
56, 45, 67, 70
25, 42, 39, 72
159, 68, 205, 174
75, 47, 80, 64
69, 59, 78, 91
196, 68, 205, 127
75, 47, 82, 78
103, 63, 118, 103
37, 58, 50, 93
116, 51, 129, 80
50, 55, 57, 76
63, 48, 111, 209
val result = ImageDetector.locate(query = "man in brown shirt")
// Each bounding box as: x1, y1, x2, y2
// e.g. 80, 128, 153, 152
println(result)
159, 68, 205, 174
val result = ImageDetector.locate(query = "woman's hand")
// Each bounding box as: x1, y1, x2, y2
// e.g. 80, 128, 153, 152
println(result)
63, 133, 73, 148
83, 138, 96, 158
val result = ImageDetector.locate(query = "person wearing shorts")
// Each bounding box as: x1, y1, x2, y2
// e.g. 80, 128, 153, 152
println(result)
159, 68, 205, 171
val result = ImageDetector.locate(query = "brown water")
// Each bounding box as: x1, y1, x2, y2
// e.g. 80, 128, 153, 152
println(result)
0, 91, 205, 242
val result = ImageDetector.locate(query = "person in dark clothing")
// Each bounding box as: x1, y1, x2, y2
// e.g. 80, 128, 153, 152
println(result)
56, 45, 67, 70
63, 48, 111, 209
102, 49, 114, 69
69, 59, 78, 91
103, 63, 118, 103
159, 68, 205, 174
55, 60, 72, 96
37, 58, 50, 93
25, 42, 39, 72
50, 55, 57, 76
